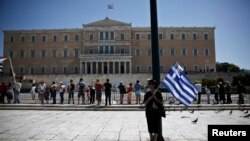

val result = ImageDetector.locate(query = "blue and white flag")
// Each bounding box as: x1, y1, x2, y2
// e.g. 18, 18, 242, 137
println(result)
0, 57, 7, 72
162, 62, 198, 106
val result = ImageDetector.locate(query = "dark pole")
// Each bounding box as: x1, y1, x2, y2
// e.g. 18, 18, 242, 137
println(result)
150, 0, 160, 85
150, 0, 163, 141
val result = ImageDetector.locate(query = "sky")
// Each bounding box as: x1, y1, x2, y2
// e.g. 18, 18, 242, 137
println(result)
0, 0, 250, 69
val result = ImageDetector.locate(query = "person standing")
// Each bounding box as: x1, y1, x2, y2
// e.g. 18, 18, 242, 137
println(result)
68, 79, 75, 104
59, 82, 65, 104
143, 80, 164, 141
0, 82, 7, 103
104, 79, 112, 106
30, 83, 37, 103
51, 81, 57, 104
194, 82, 202, 104
134, 80, 142, 104
127, 83, 133, 104
95, 79, 103, 105
219, 82, 226, 104
225, 81, 232, 104
89, 86, 95, 104
77, 78, 85, 105
13, 79, 22, 104
205, 85, 211, 104
237, 81, 246, 104
38, 81, 46, 104
118, 81, 126, 104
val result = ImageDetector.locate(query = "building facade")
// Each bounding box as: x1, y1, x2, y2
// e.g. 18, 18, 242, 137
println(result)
3, 17, 216, 75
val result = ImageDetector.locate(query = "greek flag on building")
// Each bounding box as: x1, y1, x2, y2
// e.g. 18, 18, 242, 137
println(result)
162, 62, 198, 106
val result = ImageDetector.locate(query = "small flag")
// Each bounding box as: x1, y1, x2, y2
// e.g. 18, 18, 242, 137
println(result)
0, 57, 7, 72
108, 4, 114, 9
162, 62, 198, 106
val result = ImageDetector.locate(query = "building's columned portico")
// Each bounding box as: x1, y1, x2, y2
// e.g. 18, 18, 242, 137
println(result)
79, 54, 132, 75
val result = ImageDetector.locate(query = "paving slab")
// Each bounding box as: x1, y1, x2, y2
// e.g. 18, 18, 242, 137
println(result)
0, 110, 249, 141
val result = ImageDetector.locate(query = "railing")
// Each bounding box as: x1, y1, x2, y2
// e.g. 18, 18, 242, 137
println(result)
2, 91, 249, 104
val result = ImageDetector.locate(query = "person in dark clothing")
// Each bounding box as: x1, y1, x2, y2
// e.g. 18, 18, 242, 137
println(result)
219, 82, 226, 104
118, 82, 126, 104
89, 85, 95, 104
0, 82, 7, 103
237, 81, 246, 104
104, 79, 112, 106
68, 79, 75, 104
51, 81, 57, 104
225, 81, 232, 104
143, 80, 164, 141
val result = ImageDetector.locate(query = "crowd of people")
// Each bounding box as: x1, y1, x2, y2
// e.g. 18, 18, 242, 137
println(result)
0, 78, 248, 105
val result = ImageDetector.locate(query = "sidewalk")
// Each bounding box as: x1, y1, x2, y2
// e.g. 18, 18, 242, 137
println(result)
0, 109, 249, 141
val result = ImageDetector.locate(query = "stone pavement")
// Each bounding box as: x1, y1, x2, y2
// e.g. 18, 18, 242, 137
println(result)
0, 109, 250, 141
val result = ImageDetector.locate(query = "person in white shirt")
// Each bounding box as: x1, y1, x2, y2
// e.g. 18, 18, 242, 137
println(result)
30, 83, 37, 103
59, 82, 66, 104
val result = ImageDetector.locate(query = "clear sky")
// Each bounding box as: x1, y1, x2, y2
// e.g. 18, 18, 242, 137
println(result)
0, 0, 249, 69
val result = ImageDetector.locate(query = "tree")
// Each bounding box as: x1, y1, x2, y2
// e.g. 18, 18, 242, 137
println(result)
216, 62, 240, 72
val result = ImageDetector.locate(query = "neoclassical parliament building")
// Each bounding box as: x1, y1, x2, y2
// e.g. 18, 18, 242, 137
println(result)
3, 17, 216, 75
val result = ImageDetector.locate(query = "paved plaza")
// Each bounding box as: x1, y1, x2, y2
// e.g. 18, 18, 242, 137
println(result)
0, 109, 249, 141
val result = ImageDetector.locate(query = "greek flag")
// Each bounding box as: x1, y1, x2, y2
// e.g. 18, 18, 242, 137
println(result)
162, 63, 198, 106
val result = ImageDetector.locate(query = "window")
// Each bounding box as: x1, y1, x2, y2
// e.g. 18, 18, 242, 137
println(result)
170, 33, 174, 40
135, 33, 140, 40
41, 50, 46, 58
105, 46, 109, 54
89, 49, 93, 54
136, 65, 141, 73
121, 33, 125, 40
135, 49, 141, 56
31, 35, 36, 42
182, 49, 187, 56
31, 50, 35, 58
147, 33, 151, 40
193, 49, 198, 56
148, 65, 152, 73
52, 67, 56, 74
182, 33, 185, 40
64, 34, 68, 42
194, 65, 199, 72
63, 67, 67, 73
20, 50, 24, 58
41, 67, 45, 74
19, 67, 24, 74
52, 50, 56, 58
99, 46, 104, 54
74, 66, 79, 73
42, 35, 46, 42
193, 33, 197, 40
110, 31, 114, 40
105, 31, 109, 40
204, 33, 208, 40
205, 49, 209, 56
120, 48, 125, 54
75, 34, 79, 41
64, 49, 67, 57
159, 49, 164, 56
110, 46, 114, 54
53, 35, 57, 42
159, 33, 163, 40
21, 36, 25, 42
9, 51, 13, 58
100, 31, 104, 40
205, 65, 210, 72
74, 49, 79, 57
170, 48, 175, 56
10, 36, 14, 43
30, 67, 35, 74
183, 65, 188, 71
148, 49, 152, 56
89, 34, 93, 40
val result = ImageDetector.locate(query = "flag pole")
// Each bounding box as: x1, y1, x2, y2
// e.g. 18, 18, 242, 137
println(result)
8, 57, 16, 83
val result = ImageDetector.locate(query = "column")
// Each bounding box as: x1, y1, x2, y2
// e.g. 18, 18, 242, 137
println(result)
80, 62, 83, 75
107, 62, 110, 74
96, 61, 99, 74
113, 61, 115, 74
124, 61, 127, 74
90, 61, 93, 74
102, 61, 104, 74
85, 62, 87, 74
